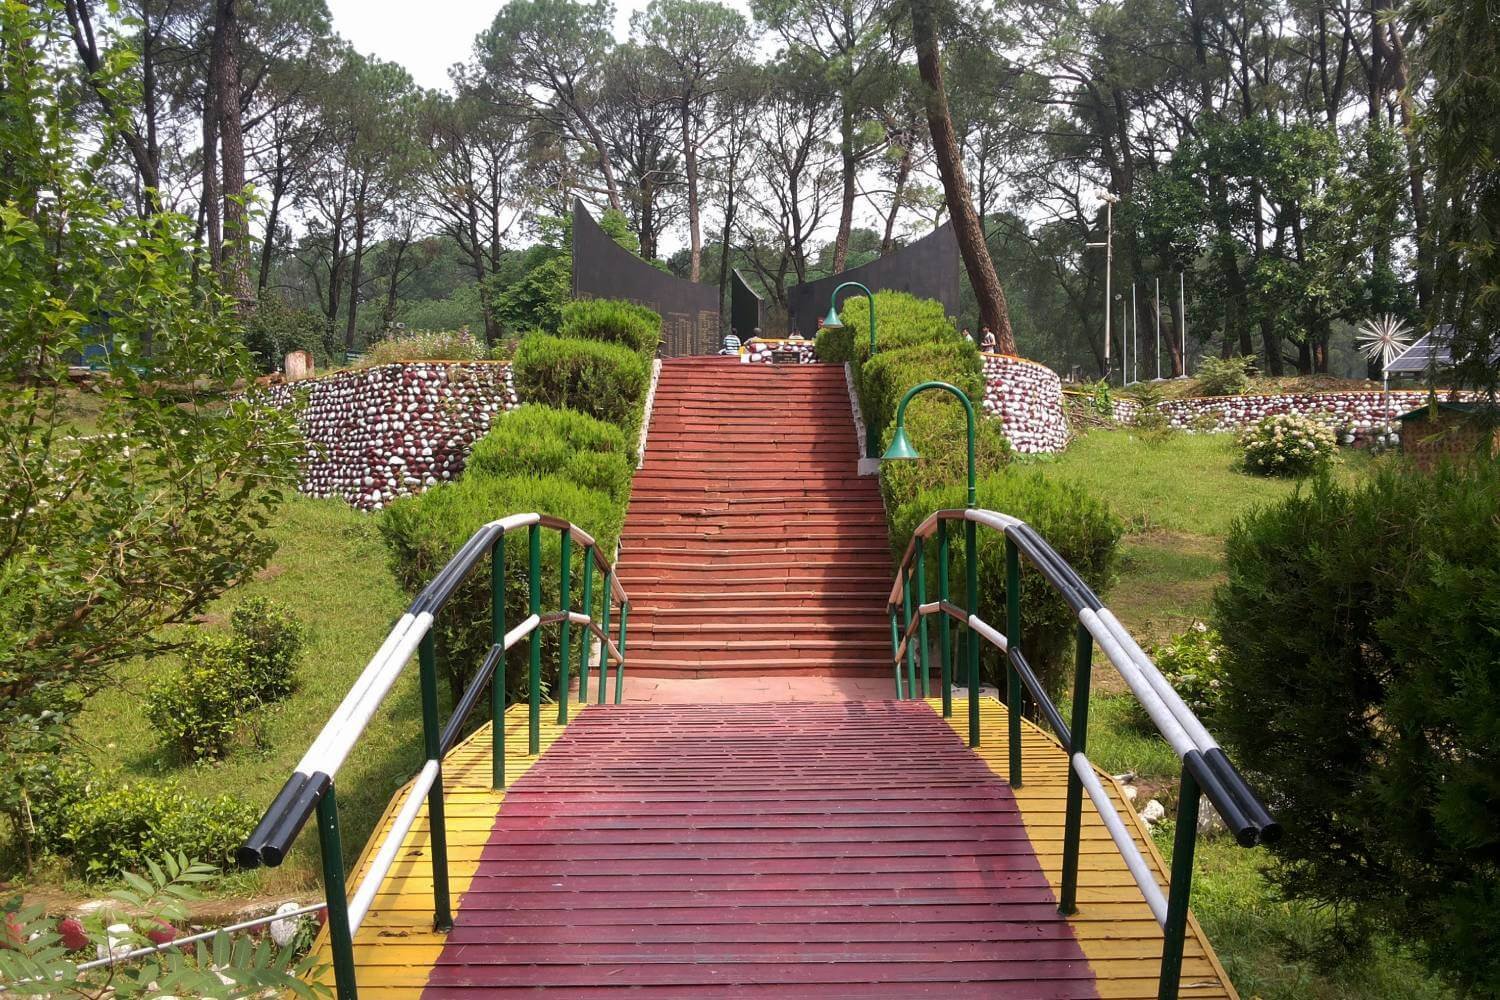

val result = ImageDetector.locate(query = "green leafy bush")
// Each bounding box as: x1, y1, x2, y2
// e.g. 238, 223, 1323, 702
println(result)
144, 600, 306, 761
380, 473, 625, 700
365, 328, 488, 365
1130, 621, 1226, 731
891, 470, 1122, 700
1240, 413, 1338, 476
513, 334, 649, 429
60, 781, 256, 880
145, 636, 244, 762
839, 292, 962, 363
559, 299, 662, 356
833, 292, 992, 508
467, 406, 634, 503
859, 340, 984, 450
230, 597, 306, 702
0, 721, 94, 866
1192, 355, 1256, 396
1213, 463, 1500, 990
814, 326, 854, 363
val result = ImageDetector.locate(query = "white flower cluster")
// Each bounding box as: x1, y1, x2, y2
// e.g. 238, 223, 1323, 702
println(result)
1240, 412, 1338, 476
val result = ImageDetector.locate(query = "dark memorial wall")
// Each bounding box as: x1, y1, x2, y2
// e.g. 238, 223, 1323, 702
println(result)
572, 200, 721, 357
784, 222, 961, 338
730, 268, 764, 339
571, 200, 961, 354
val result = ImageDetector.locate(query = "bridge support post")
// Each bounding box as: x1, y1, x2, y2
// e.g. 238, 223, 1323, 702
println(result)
557, 532, 574, 724
888, 607, 904, 698
579, 552, 595, 703
901, 567, 917, 699
598, 575, 613, 705
915, 537, 931, 698
965, 518, 980, 747
614, 602, 628, 704
528, 525, 542, 754
937, 521, 952, 717
1059, 623, 1093, 914
316, 787, 358, 999
1158, 766, 1202, 1000
1004, 537, 1024, 786
490, 535, 506, 790
418, 633, 453, 931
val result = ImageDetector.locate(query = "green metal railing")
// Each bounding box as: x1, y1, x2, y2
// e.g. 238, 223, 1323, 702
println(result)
889, 507, 1279, 1000
237, 512, 629, 1000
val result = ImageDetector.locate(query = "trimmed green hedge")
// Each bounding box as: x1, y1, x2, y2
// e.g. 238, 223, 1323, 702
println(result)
514, 334, 649, 429
467, 406, 633, 504
560, 299, 662, 357
891, 470, 1121, 700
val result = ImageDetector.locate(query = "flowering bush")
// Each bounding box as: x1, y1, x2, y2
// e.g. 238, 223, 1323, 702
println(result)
1132, 622, 1227, 730
365, 328, 488, 365
1240, 413, 1338, 476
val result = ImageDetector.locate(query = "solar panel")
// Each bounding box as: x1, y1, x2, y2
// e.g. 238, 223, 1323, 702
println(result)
1383, 325, 1498, 374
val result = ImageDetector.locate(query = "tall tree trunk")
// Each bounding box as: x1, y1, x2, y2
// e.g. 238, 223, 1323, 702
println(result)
212, 0, 253, 309
257, 144, 288, 294
344, 195, 368, 351
1167, 295, 1185, 376
717, 176, 738, 336
682, 97, 703, 282
832, 104, 856, 273
382, 239, 411, 327
202, 75, 222, 270
639, 174, 657, 260
881, 139, 913, 256
910, 0, 1016, 353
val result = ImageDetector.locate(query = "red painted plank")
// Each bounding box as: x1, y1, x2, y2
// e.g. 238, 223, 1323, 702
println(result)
419, 703, 1098, 998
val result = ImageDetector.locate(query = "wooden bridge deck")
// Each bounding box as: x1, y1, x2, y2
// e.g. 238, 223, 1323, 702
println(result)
312, 699, 1236, 999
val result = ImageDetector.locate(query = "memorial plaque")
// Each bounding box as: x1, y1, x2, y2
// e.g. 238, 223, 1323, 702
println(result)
730, 268, 765, 339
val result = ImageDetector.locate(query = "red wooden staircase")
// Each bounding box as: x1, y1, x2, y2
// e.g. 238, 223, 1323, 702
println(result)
616, 358, 893, 677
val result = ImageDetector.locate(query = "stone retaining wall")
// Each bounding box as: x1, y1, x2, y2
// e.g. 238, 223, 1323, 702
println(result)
1144, 389, 1447, 441
981, 354, 1069, 453
266, 362, 518, 510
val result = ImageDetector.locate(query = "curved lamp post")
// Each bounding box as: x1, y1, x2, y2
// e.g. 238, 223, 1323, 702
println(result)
882, 380, 982, 744
883, 380, 975, 507
822, 280, 877, 356
823, 280, 879, 458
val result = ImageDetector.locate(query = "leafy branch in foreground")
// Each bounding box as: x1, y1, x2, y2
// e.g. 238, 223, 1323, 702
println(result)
0, 853, 329, 998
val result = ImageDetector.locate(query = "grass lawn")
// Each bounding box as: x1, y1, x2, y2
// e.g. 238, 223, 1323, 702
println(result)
69, 496, 423, 899
1027, 428, 1450, 999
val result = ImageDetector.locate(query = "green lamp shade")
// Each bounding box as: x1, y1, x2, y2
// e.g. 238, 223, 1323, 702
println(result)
822, 305, 843, 329
882, 425, 920, 461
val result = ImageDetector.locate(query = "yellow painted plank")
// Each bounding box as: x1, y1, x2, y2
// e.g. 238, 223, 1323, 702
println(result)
929, 697, 1239, 1000
305, 702, 577, 993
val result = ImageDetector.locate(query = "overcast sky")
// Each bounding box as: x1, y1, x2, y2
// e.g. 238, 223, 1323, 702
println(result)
326, 0, 754, 92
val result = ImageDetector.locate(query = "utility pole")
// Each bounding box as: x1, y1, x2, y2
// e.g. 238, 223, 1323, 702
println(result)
1086, 191, 1119, 382
1179, 271, 1187, 377
1131, 283, 1138, 384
